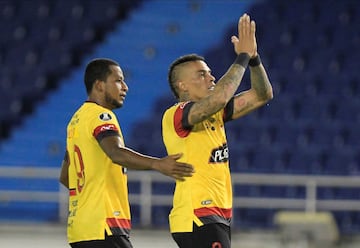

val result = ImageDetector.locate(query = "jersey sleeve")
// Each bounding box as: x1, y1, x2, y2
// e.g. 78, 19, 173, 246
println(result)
91, 111, 120, 143
173, 101, 194, 138
174, 99, 234, 136
223, 97, 234, 122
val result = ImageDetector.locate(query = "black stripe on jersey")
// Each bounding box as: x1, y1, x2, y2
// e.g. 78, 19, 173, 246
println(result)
95, 130, 120, 143
109, 227, 131, 237
198, 215, 231, 227
182, 98, 234, 128
181, 101, 195, 129
223, 97, 234, 122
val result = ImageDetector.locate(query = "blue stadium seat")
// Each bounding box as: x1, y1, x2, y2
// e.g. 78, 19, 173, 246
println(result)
322, 149, 356, 175
127, 181, 141, 194
16, 0, 51, 21
342, 75, 360, 99
250, 146, 283, 173
26, 19, 62, 46
233, 208, 275, 229
230, 122, 269, 148
334, 99, 360, 124
306, 123, 342, 150
152, 205, 171, 227
346, 127, 360, 152
333, 211, 360, 235
3, 42, 36, 68
0, 202, 59, 222
285, 185, 306, 199
152, 182, 175, 195
38, 41, 73, 76
261, 185, 287, 198
295, 97, 335, 123
285, 148, 322, 174
272, 124, 309, 150
233, 185, 261, 197
129, 204, 140, 226
258, 97, 296, 123
0, 177, 58, 191
0, 18, 23, 47
230, 145, 254, 173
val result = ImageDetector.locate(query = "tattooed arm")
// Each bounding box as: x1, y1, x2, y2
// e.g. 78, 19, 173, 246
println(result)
231, 61, 273, 120
187, 13, 256, 126
187, 63, 248, 125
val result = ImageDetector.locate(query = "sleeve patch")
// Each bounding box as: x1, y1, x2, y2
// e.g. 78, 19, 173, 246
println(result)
93, 124, 119, 139
99, 112, 112, 121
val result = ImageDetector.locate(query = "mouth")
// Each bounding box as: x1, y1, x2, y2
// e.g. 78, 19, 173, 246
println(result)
208, 86, 215, 90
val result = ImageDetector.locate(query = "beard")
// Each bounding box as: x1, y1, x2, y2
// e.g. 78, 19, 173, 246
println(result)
104, 92, 122, 109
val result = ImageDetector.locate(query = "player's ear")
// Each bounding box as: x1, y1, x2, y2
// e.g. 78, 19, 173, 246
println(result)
178, 81, 187, 92
94, 79, 105, 92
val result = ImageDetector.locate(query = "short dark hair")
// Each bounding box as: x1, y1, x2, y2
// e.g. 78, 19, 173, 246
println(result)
168, 54, 205, 99
84, 58, 119, 95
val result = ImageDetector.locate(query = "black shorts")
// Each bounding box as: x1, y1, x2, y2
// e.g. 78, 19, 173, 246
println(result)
70, 232, 133, 248
172, 222, 231, 248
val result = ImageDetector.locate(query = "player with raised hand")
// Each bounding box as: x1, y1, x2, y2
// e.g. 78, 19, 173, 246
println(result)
162, 13, 273, 248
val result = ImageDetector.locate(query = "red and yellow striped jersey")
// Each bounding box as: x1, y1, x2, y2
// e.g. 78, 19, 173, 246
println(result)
162, 100, 234, 233
66, 101, 130, 243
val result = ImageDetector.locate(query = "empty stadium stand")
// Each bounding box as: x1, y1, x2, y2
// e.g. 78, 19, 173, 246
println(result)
0, 0, 143, 140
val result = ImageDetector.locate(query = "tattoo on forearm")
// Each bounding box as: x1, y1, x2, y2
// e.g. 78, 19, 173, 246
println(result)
250, 65, 271, 100
220, 64, 246, 97
189, 64, 246, 124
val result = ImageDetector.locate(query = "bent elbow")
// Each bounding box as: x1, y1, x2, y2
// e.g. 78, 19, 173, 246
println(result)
266, 87, 274, 101
257, 88, 273, 106
261, 83, 274, 101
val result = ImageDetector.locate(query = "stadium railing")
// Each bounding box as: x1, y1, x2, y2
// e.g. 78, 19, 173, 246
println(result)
1, 166, 360, 227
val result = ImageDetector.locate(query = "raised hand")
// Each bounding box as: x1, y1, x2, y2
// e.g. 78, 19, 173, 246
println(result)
231, 13, 257, 57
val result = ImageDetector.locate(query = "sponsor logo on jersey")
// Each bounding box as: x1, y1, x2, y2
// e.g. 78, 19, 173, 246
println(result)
201, 199, 212, 205
209, 143, 229, 163
100, 124, 116, 132
93, 124, 119, 138
99, 113, 112, 121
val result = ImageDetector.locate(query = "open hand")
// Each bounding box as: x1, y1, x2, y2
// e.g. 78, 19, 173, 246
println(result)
154, 153, 194, 181
231, 13, 257, 57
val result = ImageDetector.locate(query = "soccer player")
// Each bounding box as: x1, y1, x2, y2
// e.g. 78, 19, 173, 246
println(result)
59, 58, 194, 248
162, 13, 273, 247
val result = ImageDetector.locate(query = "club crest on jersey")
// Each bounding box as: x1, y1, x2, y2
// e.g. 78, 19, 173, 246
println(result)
99, 113, 112, 121
209, 143, 229, 163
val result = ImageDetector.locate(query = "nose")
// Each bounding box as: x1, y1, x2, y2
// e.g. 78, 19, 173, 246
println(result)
121, 81, 129, 92
209, 73, 216, 83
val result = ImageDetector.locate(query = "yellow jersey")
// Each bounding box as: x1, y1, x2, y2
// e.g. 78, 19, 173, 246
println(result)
66, 101, 131, 243
162, 100, 234, 233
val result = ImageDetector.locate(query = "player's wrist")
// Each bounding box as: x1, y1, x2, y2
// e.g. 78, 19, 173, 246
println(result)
249, 54, 261, 67
234, 53, 250, 68
148, 158, 158, 171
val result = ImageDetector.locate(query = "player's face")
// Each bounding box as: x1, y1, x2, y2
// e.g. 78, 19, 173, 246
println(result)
179, 60, 216, 101
104, 65, 128, 109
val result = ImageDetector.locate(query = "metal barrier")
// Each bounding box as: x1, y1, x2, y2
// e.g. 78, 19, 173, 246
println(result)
1, 166, 360, 226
